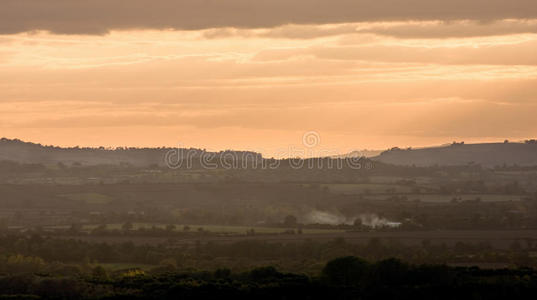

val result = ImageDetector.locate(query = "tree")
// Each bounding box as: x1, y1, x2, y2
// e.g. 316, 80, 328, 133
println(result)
92, 224, 107, 235
69, 223, 82, 233
165, 224, 176, 232
0, 218, 7, 232
322, 256, 370, 286
92, 266, 109, 281
249, 266, 282, 282
122, 222, 133, 231
284, 215, 297, 227
214, 268, 231, 279
371, 258, 409, 285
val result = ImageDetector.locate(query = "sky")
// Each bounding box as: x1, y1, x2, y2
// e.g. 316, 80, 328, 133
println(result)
1, 1, 537, 157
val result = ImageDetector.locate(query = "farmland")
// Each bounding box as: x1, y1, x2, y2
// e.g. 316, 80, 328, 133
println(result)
0, 156, 536, 275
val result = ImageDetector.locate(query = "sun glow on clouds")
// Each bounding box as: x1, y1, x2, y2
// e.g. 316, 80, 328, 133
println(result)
1, 19, 537, 156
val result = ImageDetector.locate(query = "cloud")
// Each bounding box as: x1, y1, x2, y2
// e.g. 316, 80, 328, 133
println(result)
0, 50, 14, 63
253, 39, 537, 65
357, 20, 537, 39
202, 20, 537, 40
2, 0, 536, 35
202, 24, 361, 40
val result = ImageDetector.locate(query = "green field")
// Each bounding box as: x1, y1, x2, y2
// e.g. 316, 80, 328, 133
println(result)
59, 192, 113, 204
364, 193, 522, 203
322, 183, 414, 194
75, 223, 343, 235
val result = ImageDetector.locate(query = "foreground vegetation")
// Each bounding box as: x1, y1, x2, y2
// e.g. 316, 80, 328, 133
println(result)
1, 233, 536, 276
0, 254, 536, 299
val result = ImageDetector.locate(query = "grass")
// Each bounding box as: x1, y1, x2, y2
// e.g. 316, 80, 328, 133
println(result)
59, 192, 113, 204
322, 183, 414, 194
413, 194, 522, 203
80, 223, 343, 234
365, 193, 522, 203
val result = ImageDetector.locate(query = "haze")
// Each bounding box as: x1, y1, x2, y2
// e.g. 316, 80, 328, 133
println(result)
1, 0, 537, 156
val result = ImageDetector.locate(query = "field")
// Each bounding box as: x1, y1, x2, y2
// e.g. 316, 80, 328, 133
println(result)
46, 223, 345, 235
57, 229, 537, 250
322, 183, 415, 194
59, 192, 113, 204
364, 193, 523, 203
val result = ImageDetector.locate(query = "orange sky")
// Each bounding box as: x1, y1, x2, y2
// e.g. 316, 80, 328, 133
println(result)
1, 2, 537, 157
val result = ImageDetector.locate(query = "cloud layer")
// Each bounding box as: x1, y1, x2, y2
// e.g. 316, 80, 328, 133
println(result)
2, 0, 537, 34
1, 2, 537, 154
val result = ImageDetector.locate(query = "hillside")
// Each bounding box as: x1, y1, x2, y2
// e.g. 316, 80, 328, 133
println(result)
0, 138, 260, 167
3, 138, 537, 168
372, 141, 537, 167
332, 150, 383, 159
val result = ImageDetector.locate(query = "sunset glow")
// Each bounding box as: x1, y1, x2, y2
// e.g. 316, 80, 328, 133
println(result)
1, 2, 536, 156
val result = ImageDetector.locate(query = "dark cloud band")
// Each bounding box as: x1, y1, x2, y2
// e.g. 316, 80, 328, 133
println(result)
1, 0, 536, 35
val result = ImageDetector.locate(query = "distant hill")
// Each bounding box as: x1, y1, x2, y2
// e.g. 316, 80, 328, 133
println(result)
372, 141, 537, 167
0, 138, 261, 167
3, 138, 537, 168
333, 150, 383, 159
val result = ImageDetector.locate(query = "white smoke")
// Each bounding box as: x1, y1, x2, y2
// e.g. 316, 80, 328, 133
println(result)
356, 213, 401, 228
304, 210, 401, 228
305, 210, 349, 225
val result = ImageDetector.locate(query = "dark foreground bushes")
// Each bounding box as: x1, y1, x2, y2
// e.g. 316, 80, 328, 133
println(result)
0, 257, 536, 299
